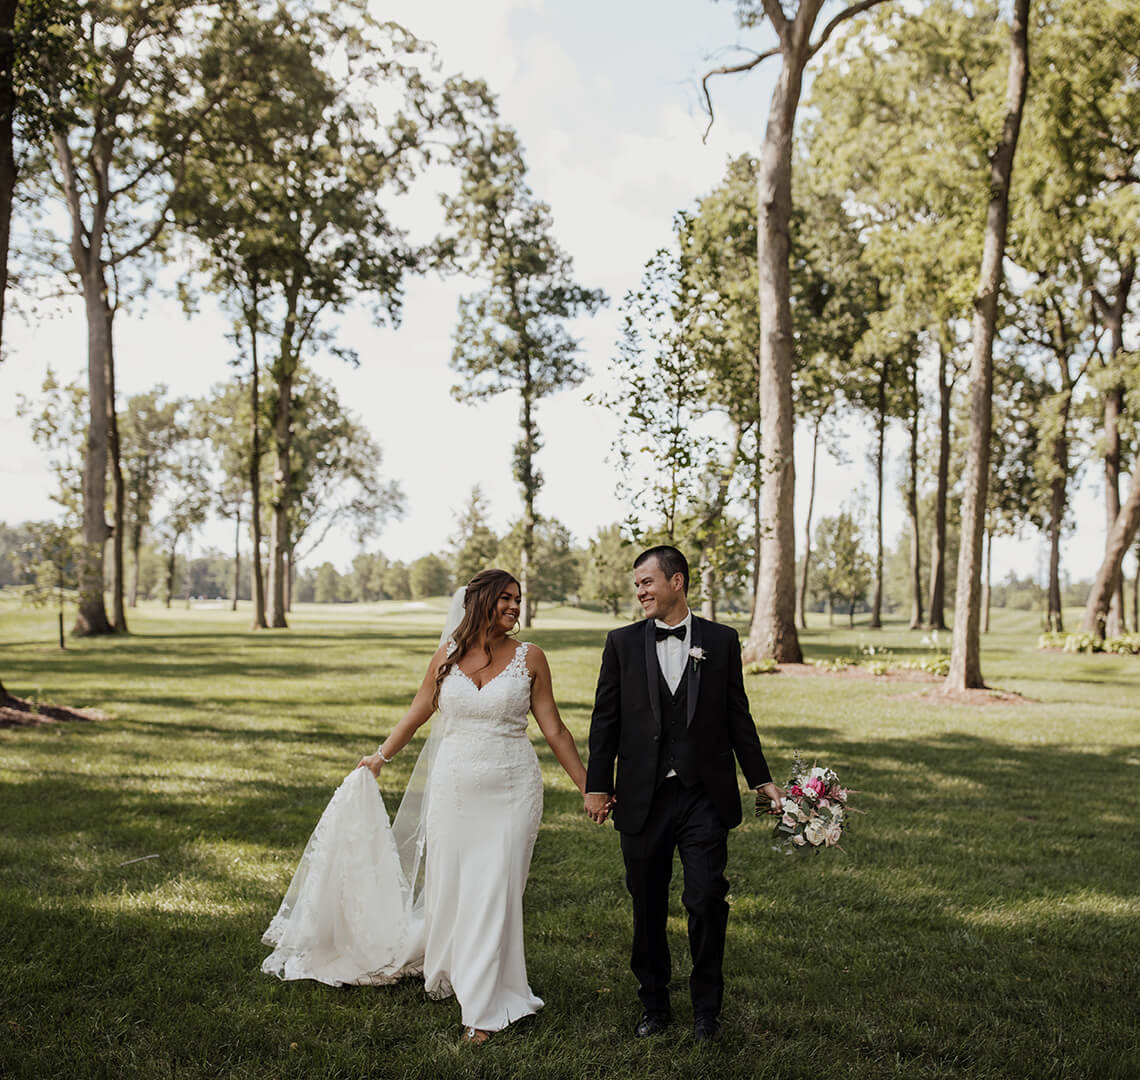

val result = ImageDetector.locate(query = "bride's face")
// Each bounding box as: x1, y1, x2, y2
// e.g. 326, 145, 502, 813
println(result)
492, 584, 522, 634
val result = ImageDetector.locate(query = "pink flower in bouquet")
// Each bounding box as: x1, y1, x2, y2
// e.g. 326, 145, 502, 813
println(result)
804, 777, 826, 800
781, 811, 797, 828
823, 822, 844, 847
789, 783, 803, 798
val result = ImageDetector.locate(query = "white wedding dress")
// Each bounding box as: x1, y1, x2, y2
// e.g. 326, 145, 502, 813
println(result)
262, 640, 545, 1033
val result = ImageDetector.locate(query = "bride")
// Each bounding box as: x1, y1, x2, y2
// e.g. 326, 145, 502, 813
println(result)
261, 569, 589, 1043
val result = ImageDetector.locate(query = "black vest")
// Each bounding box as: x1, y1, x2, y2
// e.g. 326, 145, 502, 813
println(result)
655, 664, 698, 787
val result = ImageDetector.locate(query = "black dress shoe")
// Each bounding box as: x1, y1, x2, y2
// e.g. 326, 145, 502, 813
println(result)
693, 1015, 721, 1042
634, 1010, 672, 1037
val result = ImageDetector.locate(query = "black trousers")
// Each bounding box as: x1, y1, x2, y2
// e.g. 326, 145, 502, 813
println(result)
619, 777, 729, 1018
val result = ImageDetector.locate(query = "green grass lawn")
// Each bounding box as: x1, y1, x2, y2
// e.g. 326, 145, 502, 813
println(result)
1, 595, 1137, 1079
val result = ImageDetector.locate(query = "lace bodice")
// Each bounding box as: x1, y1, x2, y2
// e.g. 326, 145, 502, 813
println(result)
437, 641, 533, 739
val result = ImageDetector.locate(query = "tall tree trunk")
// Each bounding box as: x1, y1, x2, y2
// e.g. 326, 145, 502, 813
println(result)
870, 359, 887, 629
1132, 536, 1140, 634
54, 129, 113, 636
106, 318, 128, 633
743, 38, 807, 665
1103, 384, 1125, 636
165, 543, 177, 609
723, 1, 888, 650
1082, 467, 1140, 637
248, 309, 268, 630
1045, 403, 1070, 633
129, 526, 142, 608
232, 508, 241, 613
947, 0, 1030, 690
751, 438, 761, 615
1046, 492, 1063, 633
518, 384, 537, 630
1087, 256, 1134, 636
0, 0, 15, 352
74, 267, 114, 636
928, 339, 951, 629
848, 595, 855, 628
285, 545, 293, 612
268, 310, 297, 628
799, 415, 821, 630
982, 529, 992, 634
907, 369, 923, 630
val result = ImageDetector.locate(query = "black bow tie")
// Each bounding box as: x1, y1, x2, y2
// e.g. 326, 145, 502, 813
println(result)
655, 624, 686, 642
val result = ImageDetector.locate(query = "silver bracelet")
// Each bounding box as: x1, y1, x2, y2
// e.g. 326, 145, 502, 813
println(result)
376, 745, 393, 764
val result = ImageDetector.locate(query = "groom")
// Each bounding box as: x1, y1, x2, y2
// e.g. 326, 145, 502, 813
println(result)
584, 545, 784, 1042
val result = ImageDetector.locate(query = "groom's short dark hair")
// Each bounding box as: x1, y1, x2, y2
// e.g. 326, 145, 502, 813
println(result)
634, 545, 689, 593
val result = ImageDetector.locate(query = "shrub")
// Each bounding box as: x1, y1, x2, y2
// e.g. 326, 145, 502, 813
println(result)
745, 658, 778, 675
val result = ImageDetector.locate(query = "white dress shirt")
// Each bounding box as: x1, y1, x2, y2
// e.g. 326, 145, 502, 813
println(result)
654, 609, 692, 696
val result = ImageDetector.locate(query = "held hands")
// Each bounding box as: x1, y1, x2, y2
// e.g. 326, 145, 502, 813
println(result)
584, 792, 616, 824
755, 781, 786, 814
357, 753, 385, 777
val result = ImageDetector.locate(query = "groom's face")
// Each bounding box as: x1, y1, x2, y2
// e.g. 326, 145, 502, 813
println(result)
634, 557, 686, 623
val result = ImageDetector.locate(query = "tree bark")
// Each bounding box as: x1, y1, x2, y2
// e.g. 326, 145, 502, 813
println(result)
751, 438, 761, 614
982, 528, 992, 634
1088, 257, 1134, 636
907, 366, 923, 630
130, 525, 142, 608
519, 384, 537, 629
268, 301, 298, 628
1126, 538, 1135, 638
165, 542, 177, 608
0, 0, 16, 353
1082, 467, 1140, 637
248, 307, 268, 629
799, 415, 821, 630
106, 318, 128, 633
53, 122, 114, 636
74, 264, 114, 636
268, 361, 292, 628
869, 358, 887, 629
946, 0, 1030, 690
743, 26, 809, 665
1045, 397, 1071, 633
928, 339, 951, 629
232, 508, 241, 613
1103, 383, 1125, 636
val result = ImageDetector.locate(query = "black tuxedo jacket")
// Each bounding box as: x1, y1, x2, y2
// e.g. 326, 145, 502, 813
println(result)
585, 615, 773, 834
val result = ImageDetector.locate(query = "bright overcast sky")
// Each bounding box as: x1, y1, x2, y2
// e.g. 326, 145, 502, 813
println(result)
0, 0, 1117, 587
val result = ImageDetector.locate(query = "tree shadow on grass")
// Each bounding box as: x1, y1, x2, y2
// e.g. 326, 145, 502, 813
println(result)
3, 724, 1138, 1079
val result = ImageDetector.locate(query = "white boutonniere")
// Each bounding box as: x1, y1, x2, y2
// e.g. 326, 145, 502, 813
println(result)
688, 646, 706, 672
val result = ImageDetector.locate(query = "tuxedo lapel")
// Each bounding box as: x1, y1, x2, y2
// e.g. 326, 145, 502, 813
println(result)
644, 619, 662, 730
686, 615, 703, 727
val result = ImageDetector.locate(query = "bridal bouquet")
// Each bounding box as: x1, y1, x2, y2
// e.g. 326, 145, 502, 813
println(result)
757, 752, 857, 854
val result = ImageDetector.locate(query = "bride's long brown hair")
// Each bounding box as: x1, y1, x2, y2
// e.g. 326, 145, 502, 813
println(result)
432, 569, 521, 709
